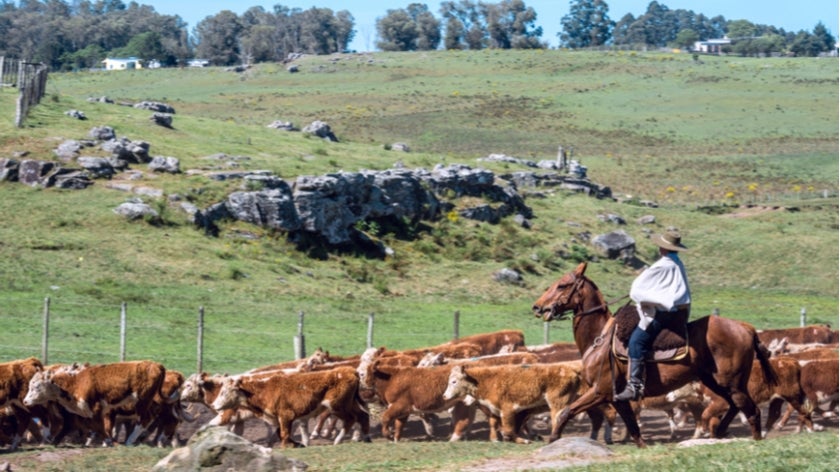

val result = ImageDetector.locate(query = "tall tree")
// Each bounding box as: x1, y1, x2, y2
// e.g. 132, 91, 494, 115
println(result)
812, 22, 836, 52
195, 10, 243, 66
377, 4, 440, 51
559, 0, 613, 48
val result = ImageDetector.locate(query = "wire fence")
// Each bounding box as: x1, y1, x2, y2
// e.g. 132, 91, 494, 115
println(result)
0, 296, 558, 376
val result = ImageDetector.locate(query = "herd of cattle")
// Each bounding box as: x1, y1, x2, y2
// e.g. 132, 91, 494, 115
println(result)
0, 325, 837, 451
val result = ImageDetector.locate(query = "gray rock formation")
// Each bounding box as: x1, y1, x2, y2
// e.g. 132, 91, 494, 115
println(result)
152, 426, 307, 472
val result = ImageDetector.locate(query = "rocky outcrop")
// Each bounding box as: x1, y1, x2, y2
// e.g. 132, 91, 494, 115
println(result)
194, 165, 533, 249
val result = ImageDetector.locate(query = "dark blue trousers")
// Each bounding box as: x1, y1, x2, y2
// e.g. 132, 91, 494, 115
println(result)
628, 315, 663, 359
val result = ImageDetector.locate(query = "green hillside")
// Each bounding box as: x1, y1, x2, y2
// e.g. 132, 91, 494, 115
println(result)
0, 50, 836, 375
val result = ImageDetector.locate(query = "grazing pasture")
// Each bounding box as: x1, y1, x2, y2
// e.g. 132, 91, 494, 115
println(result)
0, 49, 836, 470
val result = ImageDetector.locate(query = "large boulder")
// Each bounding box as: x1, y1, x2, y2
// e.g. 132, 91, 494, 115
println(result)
77, 157, 116, 179
89, 126, 116, 141
148, 156, 181, 174
302, 120, 338, 142
18, 159, 57, 187
226, 187, 301, 233
101, 137, 151, 164
592, 230, 636, 260
0, 158, 19, 181
152, 426, 306, 472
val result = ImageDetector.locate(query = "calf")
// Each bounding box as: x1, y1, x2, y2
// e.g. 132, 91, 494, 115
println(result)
634, 382, 706, 440
358, 361, 469, 442
180, 372, 285, 443
701, 357, 812, 437
0, 357, 44, 450
441, 363, 581, 444
777, 358, 839, 431
211, 367, 370, 448
23, 360, 165, 446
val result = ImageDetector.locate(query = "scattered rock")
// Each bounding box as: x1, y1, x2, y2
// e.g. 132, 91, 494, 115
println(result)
302, 120, 338, 142
77, 157, 116, 179
89, 126, 116, 141
114, 200, 159, 221
150, 113, 173, 128
493, 268, 523, 285
152, 426, 307, 472
267, 121, 298, 131
64, 109, 87, 120
148, 156, 180, 174
591, 230, 636, 260
134, 101, 175, 114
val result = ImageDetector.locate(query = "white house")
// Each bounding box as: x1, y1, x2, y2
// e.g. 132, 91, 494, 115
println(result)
693, 36, 731, 54
186, 59, 210, 67
102, 57, 142, 70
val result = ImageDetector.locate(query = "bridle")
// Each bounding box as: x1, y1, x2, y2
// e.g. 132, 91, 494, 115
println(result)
545, 274, 626, 321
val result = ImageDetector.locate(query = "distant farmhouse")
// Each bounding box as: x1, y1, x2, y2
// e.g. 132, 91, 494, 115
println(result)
102, 57, 142, 70
186, 59, 210, 67
693, 36, 731, 54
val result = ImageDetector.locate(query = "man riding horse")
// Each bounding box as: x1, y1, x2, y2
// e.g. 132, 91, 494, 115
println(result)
615, 229, 690, 401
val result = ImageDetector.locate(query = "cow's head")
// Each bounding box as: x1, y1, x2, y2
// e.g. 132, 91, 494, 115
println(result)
211, 377, 243, 411
441, 365, 476, 401
23, 370, 59, 406
180, 372, 208, 402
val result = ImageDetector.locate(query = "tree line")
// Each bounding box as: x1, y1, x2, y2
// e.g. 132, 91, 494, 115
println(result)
0, 0, 835, 72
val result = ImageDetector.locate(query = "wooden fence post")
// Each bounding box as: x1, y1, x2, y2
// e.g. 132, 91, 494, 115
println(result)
366, 313, 375, 349
119, 302, 127, 362
42, 297, 50, 364
543, 321, 550, 345
800, 307, 806, 327
196, 306, 204, 374
453, 311, 460, 340
293, 311, 305, 360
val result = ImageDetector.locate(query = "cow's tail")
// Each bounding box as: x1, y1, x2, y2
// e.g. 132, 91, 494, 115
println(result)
754, 333, 778, 386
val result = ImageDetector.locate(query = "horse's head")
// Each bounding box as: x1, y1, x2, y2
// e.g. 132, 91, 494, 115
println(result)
532, 262, 588, 322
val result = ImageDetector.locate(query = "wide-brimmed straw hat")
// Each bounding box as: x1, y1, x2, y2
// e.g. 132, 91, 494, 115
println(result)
652, 229, 688, 252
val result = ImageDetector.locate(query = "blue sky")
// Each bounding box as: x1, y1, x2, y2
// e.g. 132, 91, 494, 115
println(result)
143, 0, 839, 52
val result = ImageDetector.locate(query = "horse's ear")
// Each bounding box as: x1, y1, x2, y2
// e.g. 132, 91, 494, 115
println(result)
575, 262, 588, 276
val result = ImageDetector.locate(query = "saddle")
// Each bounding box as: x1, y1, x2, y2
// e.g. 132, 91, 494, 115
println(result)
611, 303, 689, 362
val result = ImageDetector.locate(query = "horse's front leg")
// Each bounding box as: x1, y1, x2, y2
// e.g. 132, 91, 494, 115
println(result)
551, 387, 606, 443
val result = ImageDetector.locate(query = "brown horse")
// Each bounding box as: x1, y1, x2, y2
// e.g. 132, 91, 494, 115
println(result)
531, 262, 775, 447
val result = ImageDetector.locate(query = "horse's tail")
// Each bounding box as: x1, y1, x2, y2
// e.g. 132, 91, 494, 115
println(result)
753, 332, 778, 386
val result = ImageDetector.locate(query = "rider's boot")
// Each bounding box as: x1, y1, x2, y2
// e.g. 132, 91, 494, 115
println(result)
614, 358, 645, 401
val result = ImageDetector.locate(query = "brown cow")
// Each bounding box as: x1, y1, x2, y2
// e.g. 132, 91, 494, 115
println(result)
117, 369, 187, 447
758, 325, 838, 346
700, 357, 813, 436
357, 361, 470, 442
0, 357, 44, 450
23, 360, 165, 447
777, 358, 839, 431
441, 362, 581, 444
444, 330, 526, 355
211, 367, 370, 448
519, 343, 582, 363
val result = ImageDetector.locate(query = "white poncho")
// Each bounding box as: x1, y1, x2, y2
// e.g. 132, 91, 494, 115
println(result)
629, 253, 690, 329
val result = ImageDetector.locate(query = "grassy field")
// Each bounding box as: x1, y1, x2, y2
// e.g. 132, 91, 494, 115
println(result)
0, 50, 836, 470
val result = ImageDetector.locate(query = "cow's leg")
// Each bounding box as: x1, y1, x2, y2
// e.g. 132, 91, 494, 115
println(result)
449, 402, 475, 442
498, 410, 525, 444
